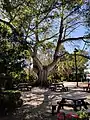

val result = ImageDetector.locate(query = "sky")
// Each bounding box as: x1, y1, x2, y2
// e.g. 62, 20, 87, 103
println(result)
64, 25, 88, 53
64, 25, 90, 68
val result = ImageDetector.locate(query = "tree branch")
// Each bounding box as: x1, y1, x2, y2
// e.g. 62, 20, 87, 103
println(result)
66, 21, 83, 30
78, 54, 90, 59
71, 53, 90, 60
54, 16, 64, 59
62, 36, 90, 43
48, 52, 66, 72
38, 33, 58, 44
33, 56, 43, 70
83, 39, 90, 43
64, 5, 81, 20
82, 42, 87, 50
65, 24, 82, 37
62, 26, 67, 40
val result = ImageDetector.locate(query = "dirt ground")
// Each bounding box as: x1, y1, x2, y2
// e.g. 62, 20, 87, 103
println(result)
0, 83, 90, 120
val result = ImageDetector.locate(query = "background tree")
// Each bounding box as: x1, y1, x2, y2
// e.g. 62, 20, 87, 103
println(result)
0, 24, 28, 89
56, 50, 88, 82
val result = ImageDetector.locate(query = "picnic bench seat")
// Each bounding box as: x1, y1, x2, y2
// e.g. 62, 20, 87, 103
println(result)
51, 101, 75, 114
57, 100, 84, 109
56, 100, 76, 113
49, 83, 68, 92
83, 86, 90, 92
82, 82, 90, 92
18, 83, 32, 91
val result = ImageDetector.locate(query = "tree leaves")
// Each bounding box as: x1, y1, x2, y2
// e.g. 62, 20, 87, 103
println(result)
57, 50, 88, 81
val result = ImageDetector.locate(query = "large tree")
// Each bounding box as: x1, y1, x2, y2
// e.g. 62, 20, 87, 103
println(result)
0, 0, 90, 86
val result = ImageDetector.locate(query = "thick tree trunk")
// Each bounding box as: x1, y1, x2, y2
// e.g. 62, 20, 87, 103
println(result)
32, 56, 48, 87
36, 66, 48, 87
33, 56, 59, 87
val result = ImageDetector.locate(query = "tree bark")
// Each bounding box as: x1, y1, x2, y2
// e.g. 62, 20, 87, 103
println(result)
33, 53, 61, 87
37, 66, 48, 87
33, 56, 49, 86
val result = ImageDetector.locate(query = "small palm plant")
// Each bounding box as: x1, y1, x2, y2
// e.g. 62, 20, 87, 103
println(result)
77, 110, 89, 120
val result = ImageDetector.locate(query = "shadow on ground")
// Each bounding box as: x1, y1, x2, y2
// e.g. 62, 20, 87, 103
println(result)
0, 87, 90, 120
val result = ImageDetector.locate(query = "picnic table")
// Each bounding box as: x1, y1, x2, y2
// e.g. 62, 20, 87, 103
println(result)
49, 83, 68, 92
83, 83, 90, 92
18, 83, 32, 91
57, 96, 88, 113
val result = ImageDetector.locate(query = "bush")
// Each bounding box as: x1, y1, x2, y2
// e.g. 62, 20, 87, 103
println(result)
0, 90, 23, 115
77, 110, 89, 119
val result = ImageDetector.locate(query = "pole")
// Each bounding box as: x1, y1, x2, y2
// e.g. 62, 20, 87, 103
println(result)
29, 63, 32, 81
29, 65, 30, 81
74, 49, 78, 87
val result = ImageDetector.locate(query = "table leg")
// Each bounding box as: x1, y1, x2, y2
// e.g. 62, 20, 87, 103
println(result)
73, 100, 77, 111
57, 104, 61, 113
57, 98, 65, 113
81, 100, 88, 109
52, 105, 56, 114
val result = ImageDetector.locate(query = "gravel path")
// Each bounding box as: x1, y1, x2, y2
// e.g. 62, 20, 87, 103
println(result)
0, 87, 90, 120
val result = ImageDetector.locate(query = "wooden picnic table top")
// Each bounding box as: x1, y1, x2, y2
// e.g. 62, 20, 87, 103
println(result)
18, 83, 31, 86
52, 82, 63, 85
62, 96, 86, 101
50, 83, 64, 89
17, 83, 32, 91
51, 83, 64, 87
19, 83, 30, 85
18, 83, 32, 88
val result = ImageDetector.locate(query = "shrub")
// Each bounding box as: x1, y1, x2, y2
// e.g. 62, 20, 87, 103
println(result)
77, 110, 89, 119
0, 90, 23, 115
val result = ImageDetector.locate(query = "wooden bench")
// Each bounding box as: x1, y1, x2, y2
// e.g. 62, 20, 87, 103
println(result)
60, 87, 68, 92
18, 83, 32, 91
13, 84, 18, 90
49, 83, 68, 92
49, 85, 56, 91
83, 86, 90, 92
